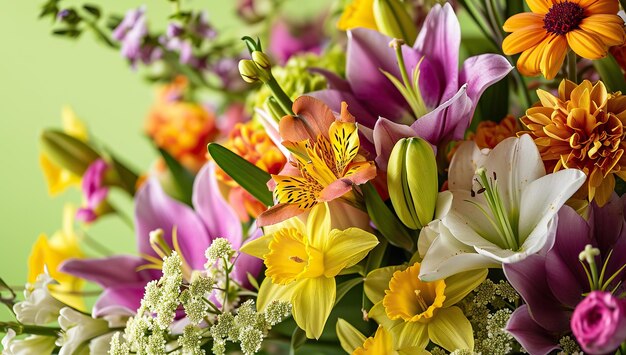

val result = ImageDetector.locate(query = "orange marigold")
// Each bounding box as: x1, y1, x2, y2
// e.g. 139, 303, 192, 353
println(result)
447, 115, 519, 162
216, 121, 287, 222
520, 79, 626, 206
502, 0, 625, 79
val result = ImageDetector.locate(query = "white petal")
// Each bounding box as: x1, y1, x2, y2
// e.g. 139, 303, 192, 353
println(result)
446, 190, 502, 247
434, 191, 453, 220
518, 168, 586, 243
482, 135, 545, 214
419, 223, 499, 281
448, 141, 485, 191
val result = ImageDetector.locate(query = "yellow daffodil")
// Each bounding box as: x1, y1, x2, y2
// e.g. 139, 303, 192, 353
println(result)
241, 203, 379, 339
365, 262, 487, 352
336, 320, 428, 354
40, 106, 89, 196
338, 0, 378, 32
28, 204, 85, 310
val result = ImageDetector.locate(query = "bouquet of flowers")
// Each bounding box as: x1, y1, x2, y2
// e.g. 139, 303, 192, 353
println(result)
4, 0, 626, 353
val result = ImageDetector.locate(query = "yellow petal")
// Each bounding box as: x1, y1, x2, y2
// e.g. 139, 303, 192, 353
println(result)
323, 228, 379, 278
516, 37, 549, 77
502, 12, 544, 32
540, 35, 568, 80
579, 15, 626, 47
353, 325, 394, 355
256, 278, 298, 311
364, 265, 407, 304
39, 154, 80, 196
291, 277, 336, 339
427, 306, 474, 352
61, 106, 88, 141
239, 234, 275, 259
307, 203, 331, 251
393, 321, 429, 349
566, 29, 608, 59
337, 318, 367, 354
338, 0, 378, 31
526, 0, 551, 14
329, 121, 360, 174
263, 213, 307, 237
369, 301, 404, 331
442, 269, 488, 307
502, 27, 549, 55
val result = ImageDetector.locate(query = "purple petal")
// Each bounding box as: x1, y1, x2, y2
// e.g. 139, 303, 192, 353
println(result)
545, 205, 593, 307
503, 255, 571, 333
135, 179, 211, 270
193, 163, 243, 248
93, 285, 147, 318
60, 256, 158, 288
592, 193, 625, 253
231, 228, 264, 288
506, 305, 561, 355
413, 3, 460, 103
410, 85, 473, 145
308, 68, 352, 92
459, 54, 513, 109
346, 28, 411, 120
372, 117, 415, 171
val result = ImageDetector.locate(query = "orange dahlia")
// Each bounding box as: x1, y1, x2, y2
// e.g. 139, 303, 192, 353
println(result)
520, 79, 626, 206
502, 0, 625, 79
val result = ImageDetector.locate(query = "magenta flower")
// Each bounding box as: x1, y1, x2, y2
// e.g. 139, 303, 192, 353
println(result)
76, 159, 110, 223
504, 193, 626, 354
61, 162, 262, 317
269, 18, 325, 64
311, 3, 512, 169
571, 291, 626, 354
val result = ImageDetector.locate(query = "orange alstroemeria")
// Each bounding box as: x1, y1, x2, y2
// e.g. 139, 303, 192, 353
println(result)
257, 96, 377, 226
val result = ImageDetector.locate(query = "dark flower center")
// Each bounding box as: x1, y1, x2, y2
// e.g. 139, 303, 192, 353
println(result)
543, 1, 585, 35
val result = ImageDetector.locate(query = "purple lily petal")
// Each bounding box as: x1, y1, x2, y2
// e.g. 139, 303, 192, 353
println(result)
545, 206, 593, 307
593, 193, 626, 254
193, 162, 243, 248
135, 179, 211, 270
410, 85, 473, 144
59, 256, 157, 288
232, 227, 264, 288
413, 3, 460, 103
503, 254, 571, 333
459, 54, 513, 109
373, 117, 415, 171
506, 305, 561, 355
308, 68, 352, 92
93, 285, 147, 318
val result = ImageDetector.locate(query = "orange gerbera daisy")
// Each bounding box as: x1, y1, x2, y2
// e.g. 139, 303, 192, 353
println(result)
519, 79, 626, 206
502, 0, 625, 79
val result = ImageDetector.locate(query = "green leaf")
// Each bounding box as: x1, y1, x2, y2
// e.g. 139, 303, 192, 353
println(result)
52, 28, 82, 38
289, 327, 307, 355
207, 143, 273, 206
361, 183, 415, 252
246, 272, 260, 291
365, 238, 387, 274
82, 4, 101, 18
158, 148, 194, 206
335, 278, 363, 306
474, 76, 509, 128
594, 54, 626, 93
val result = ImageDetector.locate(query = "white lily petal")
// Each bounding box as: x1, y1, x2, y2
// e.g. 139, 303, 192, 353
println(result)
418, 220, 441, 259
446, 190, 502, 247
419, 224, 499, 281
482, 134, 545, 212
518, 168, 586, 243
448, 141, 485, 191
520, 214, 558, 256
433, 191, 453, 220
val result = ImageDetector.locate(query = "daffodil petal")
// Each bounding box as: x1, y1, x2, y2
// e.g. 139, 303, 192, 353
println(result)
442, 269, 488, 307
427, 306, 474, 352
323, 228, 379, 277
238, 234, 274, 260
256, 278, 298, 311
336, 318, 367, 354
368, 301, 404, 331
394, 320, 429, 349
291, 277, 336, 339
364, 265, 406, 304
307, 203, 331, 251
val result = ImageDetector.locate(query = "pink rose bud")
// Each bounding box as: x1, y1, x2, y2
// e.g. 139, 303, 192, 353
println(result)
571, 291, 626, 354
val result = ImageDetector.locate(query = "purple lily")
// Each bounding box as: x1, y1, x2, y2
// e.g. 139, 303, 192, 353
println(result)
76, 159, 110, 223
60, 162, 262, 317
268, 18, 325, 64
503, 194, 626, 354
311, 3, 512, 169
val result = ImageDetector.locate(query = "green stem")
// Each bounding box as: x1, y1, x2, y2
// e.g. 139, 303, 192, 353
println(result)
392, 43, 413, 94
1, 322, 60, 337
567, 50, 578, 83
265, 77, 294, 115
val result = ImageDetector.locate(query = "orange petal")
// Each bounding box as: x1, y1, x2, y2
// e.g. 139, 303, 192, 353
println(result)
502, 12, 544, 32
580, 15, 626, 47
540, 35, 568, 79
256, 203, 307, 227
516, 37, 549, 76
566, 29, 608, 59
502, 27, 549, 55
280, 96, 336, 142
526, 0, 552, 14
579, 0, 620, 15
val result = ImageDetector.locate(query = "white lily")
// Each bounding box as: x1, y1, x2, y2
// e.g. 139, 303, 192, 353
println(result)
419, 134, 586, 281
2, 329, 56, 355
13, 273, 65, 325
57, 307, 111, 355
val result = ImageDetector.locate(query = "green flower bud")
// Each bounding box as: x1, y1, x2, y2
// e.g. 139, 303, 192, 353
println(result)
251, 51, 271, 70
387, 137, 438, 229
373, 0, 417, 45
239, 59, 262, 83
40, 129, 100, 176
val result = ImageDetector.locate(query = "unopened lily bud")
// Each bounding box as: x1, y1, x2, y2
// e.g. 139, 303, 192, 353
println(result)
238, 59, 261, 83
40, 129, 100, 176
373, 0, 417, 45
387, 137, 438, 230
251, 50, 271, 70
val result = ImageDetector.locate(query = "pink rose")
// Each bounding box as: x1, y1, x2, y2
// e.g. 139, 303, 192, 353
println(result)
571, 291, 626, 354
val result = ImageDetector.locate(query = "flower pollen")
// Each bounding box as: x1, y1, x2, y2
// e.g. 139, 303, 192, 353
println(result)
543, 1, 585, 35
